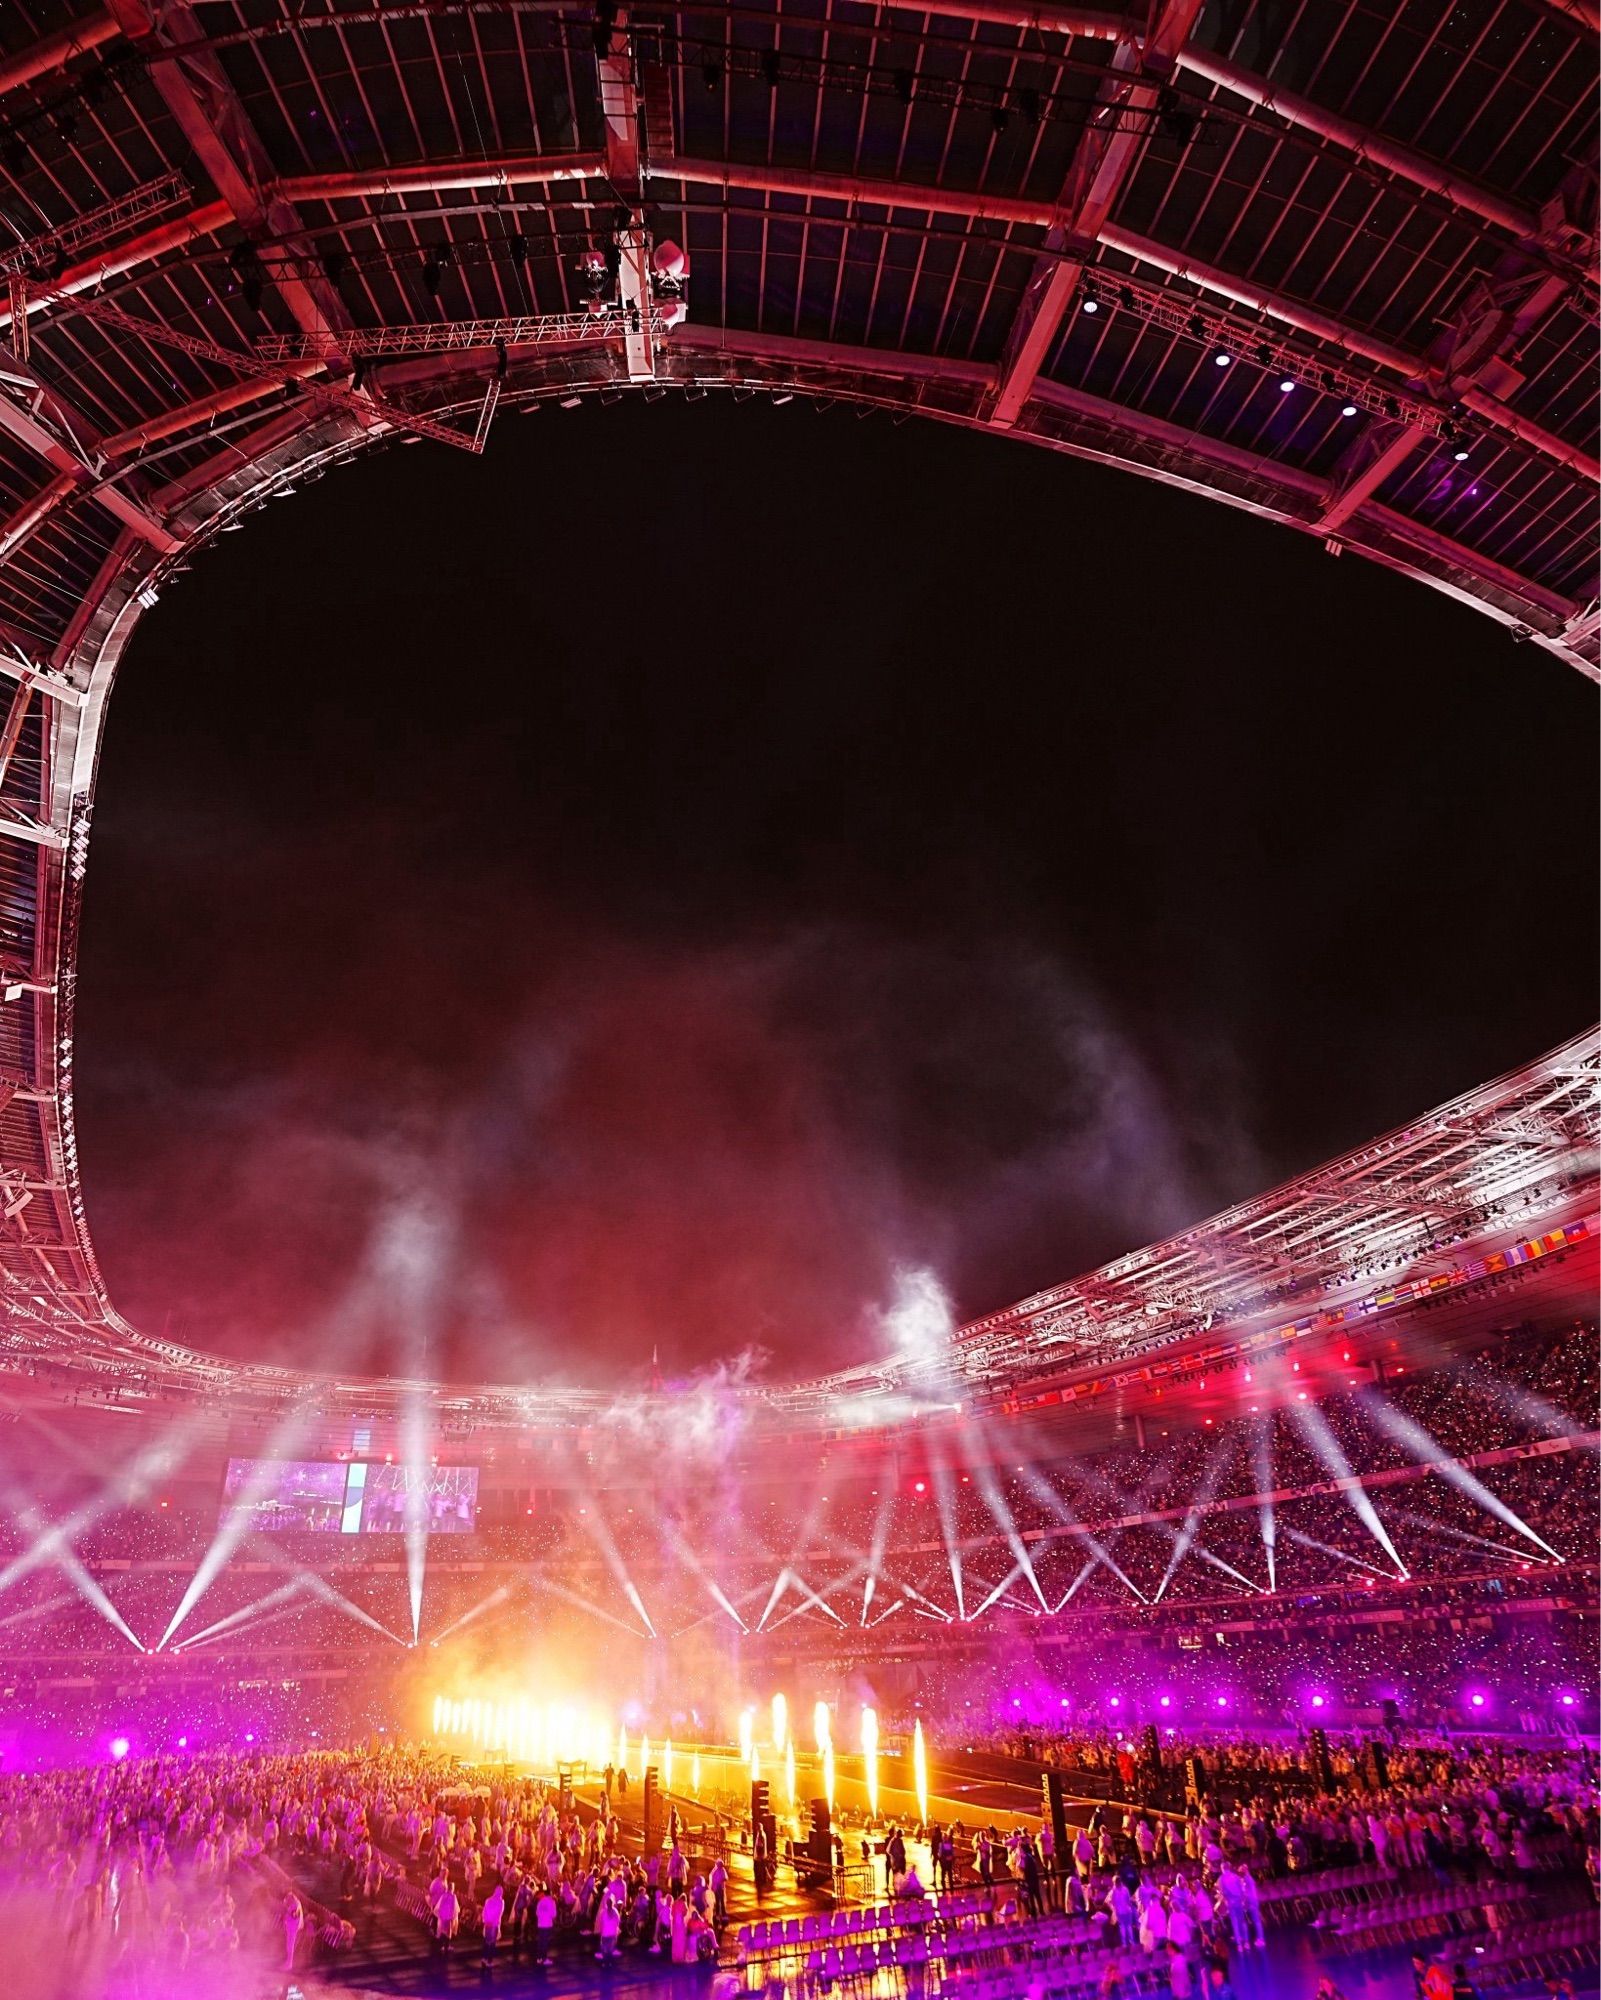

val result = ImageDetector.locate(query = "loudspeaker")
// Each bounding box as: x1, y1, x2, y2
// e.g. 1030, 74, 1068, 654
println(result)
1307, 1727, 1334, 1793
808, 1799, 833, 1866
643, 1766, 659, 1850
1183, 1754, 1208, 1807
1041, 1771, 1069, 1855
1380, 1697, 1400, 1731
1140, 1723, 1162, 1775
1362, 1738, 1390, 1792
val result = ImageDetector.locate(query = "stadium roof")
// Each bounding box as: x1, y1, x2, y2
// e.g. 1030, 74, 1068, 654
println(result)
0, 0, 1594, 1426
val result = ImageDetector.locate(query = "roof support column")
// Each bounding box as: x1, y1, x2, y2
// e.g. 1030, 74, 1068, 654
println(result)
985, 0, 1205, 428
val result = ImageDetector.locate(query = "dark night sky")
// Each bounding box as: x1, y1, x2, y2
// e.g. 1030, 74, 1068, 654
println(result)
73, 399, 1598, 1385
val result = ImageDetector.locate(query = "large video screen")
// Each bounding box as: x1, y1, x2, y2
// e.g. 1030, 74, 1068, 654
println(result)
221, 1458, 350, 1534
220, 1459, 480, 1535
359, 1463, 480, 1536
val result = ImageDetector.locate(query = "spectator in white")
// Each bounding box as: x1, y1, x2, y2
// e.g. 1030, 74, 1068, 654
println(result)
1216, 1862, 1247, 1951
1107, 1878, 1136, 1948
481, 1879, 505, 1966
434, 1881, 460, 1956
1169, 1941, 1194, 1997
595, 1892, 621, 1962
1168, 1894, 1196, 1959
534, 1885, 557, 1964
1240, 1866, 1265, 1948
281, 1889, 304, 1971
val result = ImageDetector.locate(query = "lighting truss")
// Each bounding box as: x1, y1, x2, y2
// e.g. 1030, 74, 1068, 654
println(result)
49, 293, 489, 455
255, 308, 666, 363
1076, 271, 1451, 434
0, 175, 191, 280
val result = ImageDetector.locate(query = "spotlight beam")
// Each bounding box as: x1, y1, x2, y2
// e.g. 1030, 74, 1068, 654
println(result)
928, 1452, 966, 1619
1282, 1523, 1390, 1577
1290, 1400, 1409, 1578
962, 1435, 1050, 1610
1358, 1390, 1564, 1561
570, 1489, 656, 1631
1015, 1460, 1151, 1604
399, 1388, 432, 1646
0, 1415, 201, 1597
1252, 1414, 1277, 1592
1155, 1438, 1237, 1603
425, 1582, 513, 1645
0, 1484, 145, 1650
159, 1397, 319, 1647
1390, 1507, 1546, 1563
526, 1569, 646, 1637
967, 1560, 1026, 1620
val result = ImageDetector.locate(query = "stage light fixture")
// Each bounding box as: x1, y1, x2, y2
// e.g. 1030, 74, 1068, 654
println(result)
1081, 298, 1099, 313
1341, 404, 1358, 417
1454, 447, 1470, 461
1214, 352, 1230, 366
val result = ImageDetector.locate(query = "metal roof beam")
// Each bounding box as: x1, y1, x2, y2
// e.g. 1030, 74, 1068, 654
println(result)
0, 12, 119, 101
103, 0, 350, 351
987, 0, 1205, 428
866, 0, 1543, 240
1316, 422, 1431, 535
663, 153, 1597, 479
0, 342, 179, 552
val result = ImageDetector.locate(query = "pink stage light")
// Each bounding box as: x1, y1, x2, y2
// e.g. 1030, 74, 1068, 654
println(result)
109, 1737, 130, 1761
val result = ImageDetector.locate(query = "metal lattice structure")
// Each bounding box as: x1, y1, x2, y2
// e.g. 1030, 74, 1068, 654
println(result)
0, 0, 1594, 1427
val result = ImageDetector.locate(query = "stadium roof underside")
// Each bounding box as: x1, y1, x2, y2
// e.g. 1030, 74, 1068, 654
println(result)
0, 0, 1594, 1429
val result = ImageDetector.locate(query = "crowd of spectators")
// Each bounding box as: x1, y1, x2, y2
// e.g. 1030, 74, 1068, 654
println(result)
0, 1720, 1593, 1999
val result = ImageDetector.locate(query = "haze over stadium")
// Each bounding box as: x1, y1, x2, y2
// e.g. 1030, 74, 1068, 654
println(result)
0, 0, 1594, 1998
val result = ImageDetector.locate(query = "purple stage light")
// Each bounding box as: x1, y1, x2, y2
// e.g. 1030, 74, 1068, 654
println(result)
1216, 1695, 1229, 1708
1159, 1695, 1171, 1708
1108, 1695, 1121, 1708
109, 1736, 130, 1761
177, 1736, 187, 1747
1467, 1692, 1486, 1710
1310, 1694, 1325, 1709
